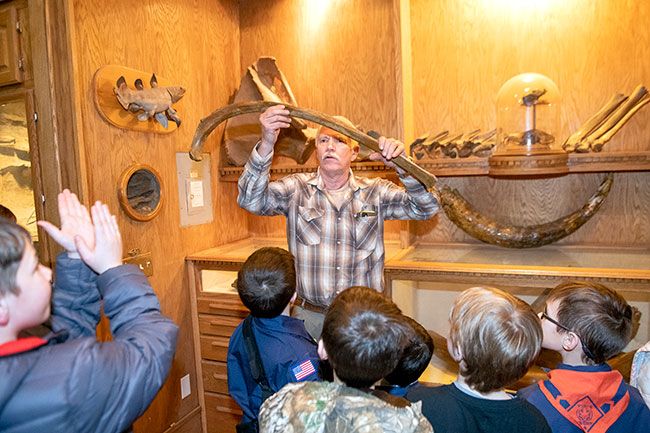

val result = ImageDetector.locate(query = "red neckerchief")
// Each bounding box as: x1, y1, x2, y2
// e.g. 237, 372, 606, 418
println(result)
0, 337, 47, 357
539, 367, 630, 433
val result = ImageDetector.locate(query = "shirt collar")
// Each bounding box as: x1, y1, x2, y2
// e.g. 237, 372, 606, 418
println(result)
0, 337, 48, 357
556, 363, 612, 373
307, 168, 368, 192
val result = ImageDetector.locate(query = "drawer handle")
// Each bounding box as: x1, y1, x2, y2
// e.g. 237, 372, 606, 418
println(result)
211, 341, 228, 348
209, 320, 221, 327
212, 373, 227, 380
208, 303, 219, 309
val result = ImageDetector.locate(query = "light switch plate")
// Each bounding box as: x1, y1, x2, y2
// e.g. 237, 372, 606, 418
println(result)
180, 374, 191, 399
176, 153, 213, 227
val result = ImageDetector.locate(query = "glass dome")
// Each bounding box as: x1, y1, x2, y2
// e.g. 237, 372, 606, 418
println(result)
494, 73, 561, 156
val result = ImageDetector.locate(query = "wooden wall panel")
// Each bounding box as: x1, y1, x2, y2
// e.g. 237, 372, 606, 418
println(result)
239, 0, 403, 239
410, 0, 650, 247
68, 1, 246, 432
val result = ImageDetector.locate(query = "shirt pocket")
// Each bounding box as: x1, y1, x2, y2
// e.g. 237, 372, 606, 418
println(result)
296, 206, 322, 246
354, 213, 378, 253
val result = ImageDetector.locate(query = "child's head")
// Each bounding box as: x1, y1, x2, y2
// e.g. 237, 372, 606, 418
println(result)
543, 281, 640, 365
448, 287, 542, 393
236, 247, 296, 318
0, 219, 52, 340
385, 315, 434, 387
0, 205, 17, 223
321, 286, 408, 388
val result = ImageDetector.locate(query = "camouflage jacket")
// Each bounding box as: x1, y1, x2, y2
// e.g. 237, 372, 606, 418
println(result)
259, 381, 433, 433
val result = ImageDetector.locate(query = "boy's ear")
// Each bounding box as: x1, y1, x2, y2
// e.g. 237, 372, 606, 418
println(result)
0, 298, 9, 327
447, 337, 463, 362
562, 332, 581, 352
317, 339, 328, 361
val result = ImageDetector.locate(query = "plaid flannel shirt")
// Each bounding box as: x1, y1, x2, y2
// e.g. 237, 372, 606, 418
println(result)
238, 145, 439, 306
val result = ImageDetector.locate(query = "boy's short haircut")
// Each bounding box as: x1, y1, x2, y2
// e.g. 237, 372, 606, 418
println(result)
0, 219, 29, 297
236, 247, 296, 318
0, 205, 17, 223
385, 315, 434, 387
548, 281, 640, 365
322, 286, 408, 388
449, 286, 542, 393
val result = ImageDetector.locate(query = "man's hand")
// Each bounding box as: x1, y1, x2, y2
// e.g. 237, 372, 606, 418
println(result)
258, 105, 291, 157
368, 137, 406, 173
75, 201, 123, 274
38, 189, 95, 259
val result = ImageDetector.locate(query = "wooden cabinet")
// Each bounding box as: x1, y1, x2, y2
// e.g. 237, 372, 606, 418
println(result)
0, 5, 23, 86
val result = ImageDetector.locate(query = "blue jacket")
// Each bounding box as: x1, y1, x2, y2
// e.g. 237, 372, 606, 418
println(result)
0, 254, 179, 433
227, 314, 320, 423
518, 363, 650, 433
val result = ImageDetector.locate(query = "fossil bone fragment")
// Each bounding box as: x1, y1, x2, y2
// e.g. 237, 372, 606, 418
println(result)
563, 94, 627, 152
113, 74, 185, 128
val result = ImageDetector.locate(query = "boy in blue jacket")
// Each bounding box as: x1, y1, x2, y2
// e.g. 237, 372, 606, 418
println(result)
227, 247, 319, 433
518, 281, 650, 433
0, 190, 178, 433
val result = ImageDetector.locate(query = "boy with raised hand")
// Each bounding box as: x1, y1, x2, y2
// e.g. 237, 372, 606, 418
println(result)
0, 190, 178, 433
518, 281, 650, 433
408, 286, 551, 433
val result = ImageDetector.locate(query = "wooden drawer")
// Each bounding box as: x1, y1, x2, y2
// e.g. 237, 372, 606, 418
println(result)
205, 391, 241, 433
198, 296, 248, 318
200, 335, 230, 362
199, 314, 242, 337
202, 360, 229, 394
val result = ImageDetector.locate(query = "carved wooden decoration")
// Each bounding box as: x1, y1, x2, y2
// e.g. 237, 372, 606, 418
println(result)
93, 65, 183, 133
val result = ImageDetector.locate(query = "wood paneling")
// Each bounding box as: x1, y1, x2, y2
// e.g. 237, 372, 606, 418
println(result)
66, 1, 246, 431
409, 0, 650, 247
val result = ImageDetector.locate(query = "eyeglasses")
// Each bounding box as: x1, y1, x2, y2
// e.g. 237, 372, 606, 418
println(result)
540, 308, 597, 361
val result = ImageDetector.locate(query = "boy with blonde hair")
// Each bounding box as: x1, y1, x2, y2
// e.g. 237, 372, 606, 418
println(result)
408, 286, 551, 433
518, 281, 650, 432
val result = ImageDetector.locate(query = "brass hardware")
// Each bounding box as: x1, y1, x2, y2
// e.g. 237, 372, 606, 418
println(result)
123, 250, 153, 276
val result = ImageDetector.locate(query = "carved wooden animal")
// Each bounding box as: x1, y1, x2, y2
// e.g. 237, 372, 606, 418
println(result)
114, 74, 185, 128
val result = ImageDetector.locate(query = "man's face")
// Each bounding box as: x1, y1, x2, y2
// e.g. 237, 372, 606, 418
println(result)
315, 128, 359, 175
6, 242, 52, 331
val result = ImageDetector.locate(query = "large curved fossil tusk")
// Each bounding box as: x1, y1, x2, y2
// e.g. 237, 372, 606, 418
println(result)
440, 173, 613, 248
190, 101, 613, 248
189, 101, 437, 189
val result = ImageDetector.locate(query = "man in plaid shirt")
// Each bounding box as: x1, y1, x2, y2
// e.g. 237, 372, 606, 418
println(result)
238, 105, 439, 339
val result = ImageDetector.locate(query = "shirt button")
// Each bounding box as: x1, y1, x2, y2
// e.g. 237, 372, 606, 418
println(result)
337, 217, 341, 221
336, 266, 341, 270
337, 241, 341, 245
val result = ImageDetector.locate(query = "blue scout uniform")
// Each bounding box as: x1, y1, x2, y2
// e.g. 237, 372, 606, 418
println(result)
227, 314, 320, 424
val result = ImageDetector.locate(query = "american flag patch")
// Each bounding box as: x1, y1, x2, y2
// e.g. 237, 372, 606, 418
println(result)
292, 359, 316, 381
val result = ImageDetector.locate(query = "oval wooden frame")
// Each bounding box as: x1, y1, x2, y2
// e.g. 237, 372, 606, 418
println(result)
118, 164, 163, 222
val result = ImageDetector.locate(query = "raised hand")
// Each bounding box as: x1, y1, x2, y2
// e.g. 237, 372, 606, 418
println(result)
75, 201, 123, 274
38, 189, 95, 259
258, 105, 291, 156
368, 136, 406, 171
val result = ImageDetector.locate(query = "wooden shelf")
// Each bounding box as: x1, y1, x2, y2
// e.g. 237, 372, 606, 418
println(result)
218, 151, 650, 180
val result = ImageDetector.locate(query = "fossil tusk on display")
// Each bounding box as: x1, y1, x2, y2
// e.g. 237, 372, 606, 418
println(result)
563, 94, 627, 152
590, 93, 650, 151
190, 101, 613, 248
439, 173, 614, 248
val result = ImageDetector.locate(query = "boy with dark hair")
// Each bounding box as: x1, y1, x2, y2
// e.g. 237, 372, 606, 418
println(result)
518, 281, 650, 433
0, 190, 178, 432
382, 315, 434, 396
408, 286, 551, 433
258, 286, 432, 433
227, 247, 319, 433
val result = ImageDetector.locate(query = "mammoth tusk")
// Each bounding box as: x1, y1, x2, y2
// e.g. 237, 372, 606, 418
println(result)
190, 101, 613, 249
439, 173, 614, 248
189, 100, 438, 189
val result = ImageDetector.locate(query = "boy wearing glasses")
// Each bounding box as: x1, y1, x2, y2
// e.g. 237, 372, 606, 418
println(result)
518, 281, 650, 433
